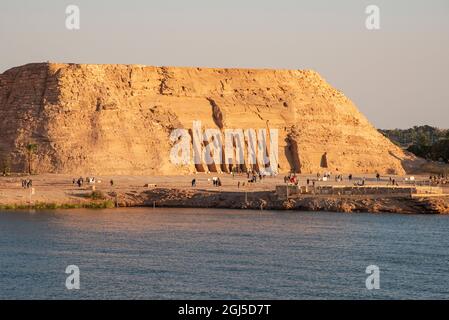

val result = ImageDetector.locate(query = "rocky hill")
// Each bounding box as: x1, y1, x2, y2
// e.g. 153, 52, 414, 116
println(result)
0, 62, 419, 175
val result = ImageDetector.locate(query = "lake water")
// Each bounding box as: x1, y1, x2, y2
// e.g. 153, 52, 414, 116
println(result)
0, 208, 448, 299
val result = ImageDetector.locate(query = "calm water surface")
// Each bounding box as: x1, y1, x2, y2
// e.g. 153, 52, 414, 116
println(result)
0, 208, 448, 299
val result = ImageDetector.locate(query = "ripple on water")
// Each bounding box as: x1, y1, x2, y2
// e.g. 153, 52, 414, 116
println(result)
0, 208, 448, 299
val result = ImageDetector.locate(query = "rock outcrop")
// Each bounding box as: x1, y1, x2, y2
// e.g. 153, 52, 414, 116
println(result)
0, 62, 419, 175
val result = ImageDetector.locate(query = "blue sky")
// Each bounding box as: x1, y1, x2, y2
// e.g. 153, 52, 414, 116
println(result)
1, 0, 448, 128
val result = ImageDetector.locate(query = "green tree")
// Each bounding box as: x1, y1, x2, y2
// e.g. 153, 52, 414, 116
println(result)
416, 132, 431, 148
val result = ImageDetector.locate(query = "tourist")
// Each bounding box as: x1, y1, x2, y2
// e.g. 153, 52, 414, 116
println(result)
191, 179, 196, 187
110, 179, 114, 187
290, 175, 298, 185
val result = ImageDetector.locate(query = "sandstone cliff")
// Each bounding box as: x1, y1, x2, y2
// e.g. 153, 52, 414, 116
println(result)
0, 62, 419, 175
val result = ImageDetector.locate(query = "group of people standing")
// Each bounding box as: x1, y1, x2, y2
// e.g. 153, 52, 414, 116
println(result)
73, 177, 85, 188
429, 174, 448, 186
248, 171, 265, 183
387, 177, 398, 186
212, 177, 222, 187
73, 177, 114, 188
191, 177, 222, 187
283, 173, 298, 185
21, 179, 33, 189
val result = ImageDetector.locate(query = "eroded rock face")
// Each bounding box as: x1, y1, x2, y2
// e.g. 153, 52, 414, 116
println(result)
0, 62, 418, 175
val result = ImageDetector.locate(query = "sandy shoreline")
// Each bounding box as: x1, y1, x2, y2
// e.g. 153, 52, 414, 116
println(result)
1, 173, 448, 214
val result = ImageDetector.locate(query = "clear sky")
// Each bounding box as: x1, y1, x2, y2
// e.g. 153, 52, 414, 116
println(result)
1, 0, 448, 129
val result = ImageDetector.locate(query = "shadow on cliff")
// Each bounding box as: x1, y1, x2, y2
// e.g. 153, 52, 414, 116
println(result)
388, 150, 428, 174
284, 135, 301, 173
